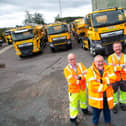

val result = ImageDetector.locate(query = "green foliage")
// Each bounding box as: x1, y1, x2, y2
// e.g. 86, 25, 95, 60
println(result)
55, 16, 83, 23
24, 11, 45, 25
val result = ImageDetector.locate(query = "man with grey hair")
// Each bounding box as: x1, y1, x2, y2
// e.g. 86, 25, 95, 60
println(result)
86, 55, 116, 126
64, 53, 92, 126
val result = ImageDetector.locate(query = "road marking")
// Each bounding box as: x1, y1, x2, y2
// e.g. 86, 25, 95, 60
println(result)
0, 45, 13, 55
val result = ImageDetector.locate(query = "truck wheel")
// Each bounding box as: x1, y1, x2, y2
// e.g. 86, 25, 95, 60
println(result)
40, 42, 44, 53
8, 42, 12, 45
68, 44, 72, 49
84, 46, 88, 50
80, 40, 84, 48
51, 47, 55, 53
19, 55, 24, 58
89, 45, 96, 57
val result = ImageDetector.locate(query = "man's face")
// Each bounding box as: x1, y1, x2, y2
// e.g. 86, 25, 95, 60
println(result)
94, 57, 104, 70
113, 43, 122, 54
68, 55, 76, 66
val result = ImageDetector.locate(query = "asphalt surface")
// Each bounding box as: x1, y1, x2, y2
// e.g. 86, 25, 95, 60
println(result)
0, 40, 125, 126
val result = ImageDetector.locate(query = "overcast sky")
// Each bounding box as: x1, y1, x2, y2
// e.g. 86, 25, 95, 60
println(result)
0, 0, 92, 28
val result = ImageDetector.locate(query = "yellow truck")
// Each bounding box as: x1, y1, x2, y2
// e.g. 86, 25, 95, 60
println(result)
81, 7, 126, 56
0, 37, 3, 47
3, 29, 14, 45
11, 25, 47, 57
72, 18, 86, 43
47, 22, 72, 52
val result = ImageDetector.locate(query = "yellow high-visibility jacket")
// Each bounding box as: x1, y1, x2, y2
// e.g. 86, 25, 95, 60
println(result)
108, 53, 126, 81
86, 63, 117, 109
64, 62, 87, 93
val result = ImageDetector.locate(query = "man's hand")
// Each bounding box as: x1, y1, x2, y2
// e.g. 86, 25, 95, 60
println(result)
73, 75, 81, 80
78, 76, 82, 80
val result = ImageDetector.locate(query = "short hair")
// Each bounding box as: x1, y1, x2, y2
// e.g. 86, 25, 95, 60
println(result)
113, 41, 122, 47
94, 55, 104, 62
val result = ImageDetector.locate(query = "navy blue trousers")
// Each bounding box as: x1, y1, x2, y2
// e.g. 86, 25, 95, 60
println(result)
92, 107, 111, 125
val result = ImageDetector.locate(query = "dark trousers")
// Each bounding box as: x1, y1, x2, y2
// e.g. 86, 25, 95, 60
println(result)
92, 107, 111, 125
112, 80, 126, 92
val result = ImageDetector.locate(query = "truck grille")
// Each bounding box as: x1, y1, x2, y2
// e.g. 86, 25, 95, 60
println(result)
101, 34, 124, 43
18, 45, 33, 56
100, 30, 124, 43
52, 39, 67, 43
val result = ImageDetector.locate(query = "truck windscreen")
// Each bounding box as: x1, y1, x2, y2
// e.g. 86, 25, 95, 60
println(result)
92, 9, 126, 28
47, 24, 68, 35
12, 29, 34, 42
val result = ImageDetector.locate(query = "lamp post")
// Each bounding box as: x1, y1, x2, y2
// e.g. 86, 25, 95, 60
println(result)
59, 0, 62, 17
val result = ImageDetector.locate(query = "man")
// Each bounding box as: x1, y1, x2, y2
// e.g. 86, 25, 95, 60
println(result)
64, 53, 92, 126
86, 55, 116, 126
108, 41, 126, 113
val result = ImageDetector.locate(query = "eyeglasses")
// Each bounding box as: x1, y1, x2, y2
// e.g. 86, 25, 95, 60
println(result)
68, 58, 75, 61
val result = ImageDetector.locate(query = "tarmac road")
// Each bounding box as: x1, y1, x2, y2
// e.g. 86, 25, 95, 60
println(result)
0, 39, 125, 126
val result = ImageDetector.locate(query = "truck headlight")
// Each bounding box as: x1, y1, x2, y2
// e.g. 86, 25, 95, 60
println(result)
50, 43, 54, 47
124, 40, 126, 43
67, 40, 71, 44
95, 44, 103, 48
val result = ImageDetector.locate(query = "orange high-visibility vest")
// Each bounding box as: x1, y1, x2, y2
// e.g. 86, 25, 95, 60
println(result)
86, 63, 117, 109
108, 53, 126, 81
64, 62, 87, 93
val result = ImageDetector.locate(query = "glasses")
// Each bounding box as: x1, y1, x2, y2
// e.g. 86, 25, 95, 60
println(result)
68, 58, 75, 61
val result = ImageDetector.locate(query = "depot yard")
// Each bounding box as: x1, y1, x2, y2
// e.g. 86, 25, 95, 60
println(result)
0, 38, 125, 126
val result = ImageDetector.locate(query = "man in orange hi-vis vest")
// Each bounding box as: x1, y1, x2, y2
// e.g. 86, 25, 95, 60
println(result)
64, 53, 92, 126
86, 55, 116, 126
108, 41, 126, 114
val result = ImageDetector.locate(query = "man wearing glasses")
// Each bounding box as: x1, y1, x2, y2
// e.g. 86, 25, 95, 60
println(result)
64, 53, 92, 126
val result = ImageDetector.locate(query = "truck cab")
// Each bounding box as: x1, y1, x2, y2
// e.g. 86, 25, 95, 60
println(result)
82, 8, 126, 56
72, 18, 86, 43
4, 30, 13, 45
47, 22, 72, 52
12, 25, 47, 57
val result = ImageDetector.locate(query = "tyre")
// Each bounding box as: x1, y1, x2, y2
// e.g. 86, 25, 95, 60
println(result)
40, 42, 44, 53
50, 47, 55, 52
89, 42, 96, 57
8, 42, 12, 45
68, 44, 72, 49
80, 40, 84, 48
19, 55, 24, 58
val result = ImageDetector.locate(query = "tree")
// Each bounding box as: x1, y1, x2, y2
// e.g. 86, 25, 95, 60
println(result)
55, 16, 83, 23
33, 12, 45, 24
24, 11, 45, 25
24, 11, 33, 25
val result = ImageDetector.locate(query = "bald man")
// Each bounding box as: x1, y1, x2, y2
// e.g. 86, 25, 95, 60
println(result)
64, 53, 91, 126
86, 55, 117, 126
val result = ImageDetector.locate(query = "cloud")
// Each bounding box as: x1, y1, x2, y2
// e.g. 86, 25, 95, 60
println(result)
0, 0, 92, 28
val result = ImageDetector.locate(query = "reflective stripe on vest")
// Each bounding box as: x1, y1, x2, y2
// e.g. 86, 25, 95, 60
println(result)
105, 77, 110, 85
89, 96, 103, 101
107, 96, 113, 101
98, 84, 103, 92
67, 75, 73, 81
124, 54, 126, 72
89, 96, 113, 101
112, 54, 117, 71
109, 73, 115, 77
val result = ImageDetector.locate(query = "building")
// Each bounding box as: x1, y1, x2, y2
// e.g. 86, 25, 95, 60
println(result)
92, 0, 126, 11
